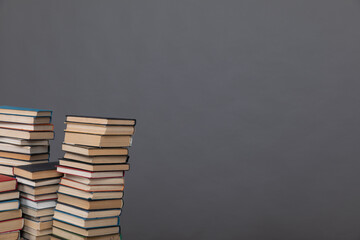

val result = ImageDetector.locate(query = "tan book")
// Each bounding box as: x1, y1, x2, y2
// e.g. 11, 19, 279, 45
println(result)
0, 143, 49, 154
52, 227, 120, 240
0, 158, 48, 166
55, 203, 121, 219
0, 128, 53, 140
23, 225, 52, 236
0, 165, 13, 176
21, 192, 58, 201
64, 152, 128, 164
18, 184, 58, 195
0, 137, 49, 146
66, 115, 135, 126
0, 218, 23, 234
59, 159, 129, 172
57, 193, 123, 210
14, 162, 62, 180
0, 115, 50, 124
53, 220, 120, 237
64, 132, 132, 147
60, 178, 124, 192
0, 191, 19, 201
22, 232, 51, 240
64, 174, 124, 185
24, 218, 52, 230
65, 122, 134, 135
0, 230, 19, 240
0, 107, 51, 117
0, 199, 19, 211
0, 174, 16, 192
0, 122, 53, 131
21, 206, 55, 218
62, 144, 128, 156
58, 185, 123, 200
0, 151, 48, 161
54, 211, 118, 228
56, 166, 124, 178
0, 209, 22, 221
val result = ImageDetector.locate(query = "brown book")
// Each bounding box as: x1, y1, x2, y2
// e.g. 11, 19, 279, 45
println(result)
21, 192, 57, 201
66, 115, 135, 126
22, 226, 52, 236
56, 166, 124, 178
64, 132, 132, 147
22, 232, 51, 240
0, 128, 54, 140
0, 151, 48, 161
21, 206, 55, 218
58, 185, 123, 200
57, 193, 123, 210
65, 122, 135, 135
0, 158, 48, 166
0, 174, 17, 192
64, 174, 124, 185
0, 115, 50, 124
0, 209, 22, 221
59, 159, 129, 172
54, 211, 118, 228
53, 220, 120, 237
0, 191, 19, 201
14, 162, 62, 180
24, 218, 52, 231
62, 144, 128, 156
18, 184, 58, 195
60, 178, 124, 192
0, 231, 20, 240
55, 203, 121, 219
64, 152, 128, 164
0, 218, 24, 234
0, 107, 52, 117
52, 227, 120, 240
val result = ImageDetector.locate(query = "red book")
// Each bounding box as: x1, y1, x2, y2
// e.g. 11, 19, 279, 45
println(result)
0, 175, 17, 192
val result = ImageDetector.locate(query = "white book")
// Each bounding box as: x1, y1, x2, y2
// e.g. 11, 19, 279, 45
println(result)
0, 143, 48, 154
0, 137, 49, 146
57, 166, 124, 178
16, 177, 60, 187
20, 198, 56, 210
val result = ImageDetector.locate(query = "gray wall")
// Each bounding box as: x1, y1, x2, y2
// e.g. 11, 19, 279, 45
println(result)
1, 1, 360, 239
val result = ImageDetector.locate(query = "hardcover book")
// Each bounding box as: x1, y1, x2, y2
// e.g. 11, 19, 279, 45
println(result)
55, 203, 121, 219
0, 218, 24, 234
66, 115, 135, 126
0, 128, 54, 140
0, 106, 52, 117
58, 185, 123, 200
52, 227, 121, 240
14, 162, 62, 180
59, 159, 130, 172
0, 199, 19, 211
53, 220, 120, 237
0, 174, 17, 192
62, 144, 128, 156
65, 122, 135, 135
56, 166, 124, 178
54, 210, 119, 228
57, 194, 123, 210
64, 132, 132, 147
60, 178, 124, 192
0, 137, 49, 146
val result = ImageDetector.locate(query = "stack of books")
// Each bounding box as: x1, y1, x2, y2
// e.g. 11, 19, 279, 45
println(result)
53, 115, 136, 240
0, 106, 54, 176
14, 162, 62, 240
0, 174, 23, 239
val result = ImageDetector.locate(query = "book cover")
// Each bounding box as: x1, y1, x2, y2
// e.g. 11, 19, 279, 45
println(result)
0, 106, 52, 117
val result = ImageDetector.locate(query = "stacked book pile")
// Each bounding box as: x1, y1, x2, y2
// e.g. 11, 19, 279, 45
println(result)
53, 115, 136, 240
0, 174, 23, 239
0, 106, 54, 176
14, 162, 62, 240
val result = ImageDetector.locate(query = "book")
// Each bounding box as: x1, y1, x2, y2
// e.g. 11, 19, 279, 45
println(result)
52, 227, 121, 240
0, 137, 49, 146
0, 191, 19, 201
24, 218, 52, 230
55, 203, 121, 219
0, 114, 51, 124
64, 132, 132, 147
54, 210, 119, 228
64, 174, 124, 185
0, 143, 49, 154
0, 174, 17, 192
66, 115, 135, 126
57, 194, 123, 210
25, 215, 53, 222
53, 220, 120, 237
18, 184, 59, 195
62, 144, 128, 156
22, 231, 52, 239
60, 159, 130, 172
21, 192, 58, 201
21, 206, 55, 218
0, 128, 54, 140
0, 218, 24, 234
21, 198, 56, 209
65, 122, 134, 135
0, 122, 54, 131
16, 176, 60, 187
0, 164, 13, 176
14, 162, 62, 180
58, 185, 123, 200
57, 166, 124, 178
60, 178, 124, 192
22, 226, 52, 236
0, 151, 48, 161
0, 158, 48, 166
64, 152, 128, 164
0, 106, 52, 117
0, 209, 22, 221
0, 199, 19, 211
0, 230, 19, 240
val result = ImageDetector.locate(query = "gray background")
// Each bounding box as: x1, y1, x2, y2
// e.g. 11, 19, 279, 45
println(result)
1, 0, 360, 239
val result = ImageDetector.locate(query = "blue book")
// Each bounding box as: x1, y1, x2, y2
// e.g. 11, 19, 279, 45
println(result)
54, 209, 120, 229
0, 199, 19, 212
0, 106, 52, 117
